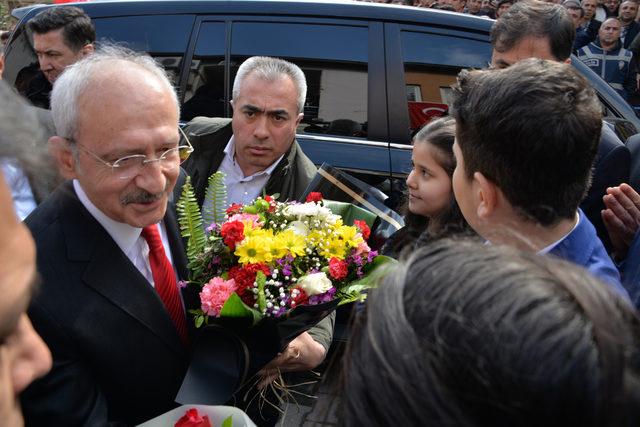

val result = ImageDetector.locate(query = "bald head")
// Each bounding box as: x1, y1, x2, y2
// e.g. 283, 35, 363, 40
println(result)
51, 45, 179, 140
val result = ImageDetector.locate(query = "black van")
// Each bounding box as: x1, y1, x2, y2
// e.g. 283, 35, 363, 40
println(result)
4, 0, 639, 200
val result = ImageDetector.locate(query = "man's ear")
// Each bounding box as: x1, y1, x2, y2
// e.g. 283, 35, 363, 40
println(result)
229, 99, 235, 112
474, 171, 497, 219
49, 136, 78, 180
295, 112, 304, 127
81, 43, 94, 57
564, 57, 571, 65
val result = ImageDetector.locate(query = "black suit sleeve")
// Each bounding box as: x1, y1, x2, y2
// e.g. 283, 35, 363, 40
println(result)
21, 301, 124, 427
580, 128, 631, 252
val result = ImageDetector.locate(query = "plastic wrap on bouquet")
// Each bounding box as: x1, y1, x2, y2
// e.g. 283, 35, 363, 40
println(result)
301, 163, 404, 249
175, 299, 339, 405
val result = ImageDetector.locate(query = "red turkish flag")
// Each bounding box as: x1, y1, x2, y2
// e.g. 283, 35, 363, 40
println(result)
408, 101, 448, 129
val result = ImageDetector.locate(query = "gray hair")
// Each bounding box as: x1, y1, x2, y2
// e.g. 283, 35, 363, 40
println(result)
50, 44, 180, 139
0, 81, 57, 201
232, 56, 307, 113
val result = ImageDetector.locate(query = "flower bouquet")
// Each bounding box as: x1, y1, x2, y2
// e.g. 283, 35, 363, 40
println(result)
175, 172, 393, 405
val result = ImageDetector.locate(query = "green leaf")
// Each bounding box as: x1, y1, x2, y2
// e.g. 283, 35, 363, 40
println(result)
194, 315, 204, 328
341, 255, 397, 295
221, 415, 233, 427
220, 293, 262, 324
176, 176, 207, 265
202, 171, 228, 226
256, 271, 267, 312
323, 200, 376, 228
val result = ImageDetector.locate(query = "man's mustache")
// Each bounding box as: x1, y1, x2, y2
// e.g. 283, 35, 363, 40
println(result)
120, 189, 165, 205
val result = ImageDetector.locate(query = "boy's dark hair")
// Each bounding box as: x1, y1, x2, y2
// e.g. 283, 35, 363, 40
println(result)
451, 58, 602, 226
491, 1, 575, 61
28, 6, 95, 52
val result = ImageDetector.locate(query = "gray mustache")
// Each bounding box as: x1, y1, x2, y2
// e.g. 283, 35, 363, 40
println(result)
120, 190, 164, 205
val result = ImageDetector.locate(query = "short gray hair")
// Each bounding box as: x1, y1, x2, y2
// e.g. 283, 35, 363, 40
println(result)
232, 56, 307, 113
51, 44, 180, 139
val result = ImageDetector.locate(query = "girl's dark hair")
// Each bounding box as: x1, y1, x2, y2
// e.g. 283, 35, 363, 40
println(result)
383, 117, 471, 257
342, 239, 640, 426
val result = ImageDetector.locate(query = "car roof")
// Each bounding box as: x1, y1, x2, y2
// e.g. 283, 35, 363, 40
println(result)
18, 0, 494, 36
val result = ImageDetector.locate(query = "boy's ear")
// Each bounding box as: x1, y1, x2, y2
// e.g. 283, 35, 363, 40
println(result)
474, 171, 497, 219
49, 136, 78, 180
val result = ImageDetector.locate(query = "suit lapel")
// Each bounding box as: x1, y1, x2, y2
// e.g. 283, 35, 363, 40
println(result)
60, 183, 186, 357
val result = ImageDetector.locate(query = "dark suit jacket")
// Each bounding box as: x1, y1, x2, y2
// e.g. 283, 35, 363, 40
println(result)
21, 182, 192, 426
580, 123, 630, 253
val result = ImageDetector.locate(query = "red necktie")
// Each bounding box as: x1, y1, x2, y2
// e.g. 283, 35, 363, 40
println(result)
142, 224, 189, 346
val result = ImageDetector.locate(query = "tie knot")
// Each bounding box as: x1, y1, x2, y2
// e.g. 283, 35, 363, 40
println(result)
141, 224, 163, 250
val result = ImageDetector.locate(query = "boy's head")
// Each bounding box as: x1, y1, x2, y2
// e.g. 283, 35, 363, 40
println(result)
451, 58, 601, 237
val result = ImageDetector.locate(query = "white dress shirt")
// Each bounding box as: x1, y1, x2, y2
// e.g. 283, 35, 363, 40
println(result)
538, 212, 580, 255
218, 135, 285, 205
73, 179, 174, 287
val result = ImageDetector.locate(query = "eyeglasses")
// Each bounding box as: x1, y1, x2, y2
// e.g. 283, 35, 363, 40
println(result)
71, 127, 194, 180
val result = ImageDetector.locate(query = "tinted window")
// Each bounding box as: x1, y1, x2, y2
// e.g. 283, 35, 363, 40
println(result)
182, 22, 226, 121
94, 15, 194, 88
7, 13, 194, 108
185, 20, 369, 138
401, 31, 491, 133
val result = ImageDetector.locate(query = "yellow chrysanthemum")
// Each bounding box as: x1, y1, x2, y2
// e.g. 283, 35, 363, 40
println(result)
336, 225, 363, 247
243, 224, 272, 239
318, 237, 348, 260
235, 236, 271, 264
276, 230, 307, 257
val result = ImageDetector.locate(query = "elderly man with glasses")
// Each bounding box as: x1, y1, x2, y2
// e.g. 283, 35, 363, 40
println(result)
19, 46, 197, 426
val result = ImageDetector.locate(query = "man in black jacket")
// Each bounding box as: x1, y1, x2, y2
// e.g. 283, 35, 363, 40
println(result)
491, 1, 631, 252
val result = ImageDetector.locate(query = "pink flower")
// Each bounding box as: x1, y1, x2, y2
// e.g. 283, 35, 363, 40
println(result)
354, 240, 371, 256
200, 277, 237, 317
227, 213, 262, 227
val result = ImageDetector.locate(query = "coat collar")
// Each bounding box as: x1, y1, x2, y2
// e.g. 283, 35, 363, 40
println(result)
56, 181, 189, 357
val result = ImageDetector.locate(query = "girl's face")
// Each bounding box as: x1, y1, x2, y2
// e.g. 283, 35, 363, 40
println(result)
406, 142, 453, 218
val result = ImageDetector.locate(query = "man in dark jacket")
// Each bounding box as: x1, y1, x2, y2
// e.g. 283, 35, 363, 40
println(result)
183, 56, 318, 209
182, 56, 332, 426
491, 1, 631, 253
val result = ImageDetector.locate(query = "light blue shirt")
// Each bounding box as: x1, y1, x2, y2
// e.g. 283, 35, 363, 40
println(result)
1, 160, 37, 220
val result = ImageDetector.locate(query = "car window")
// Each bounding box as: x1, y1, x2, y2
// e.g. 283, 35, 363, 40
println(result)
94, 15, 194, 89
7, 13, 194, 106
185, 20, 369, 139
401, 30, 492, 134
181, 21, 226, 121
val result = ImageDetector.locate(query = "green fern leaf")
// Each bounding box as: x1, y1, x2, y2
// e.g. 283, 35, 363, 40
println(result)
203, 171, 228, 226
176, 176, 207, 265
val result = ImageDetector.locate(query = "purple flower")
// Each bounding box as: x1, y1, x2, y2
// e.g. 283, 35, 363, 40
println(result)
367, 250, 378, 263
308, 287, 337, 305
178, 280, 188, 289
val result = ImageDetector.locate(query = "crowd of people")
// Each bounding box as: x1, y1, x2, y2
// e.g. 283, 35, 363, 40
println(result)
0, 1, 639, 426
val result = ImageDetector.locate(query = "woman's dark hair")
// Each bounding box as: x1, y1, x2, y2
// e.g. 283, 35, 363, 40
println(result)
342, 239, 640, 426
383, 117, 470, 257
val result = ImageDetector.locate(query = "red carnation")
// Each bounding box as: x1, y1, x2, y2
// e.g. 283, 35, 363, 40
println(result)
220, 221, 244, 250
353, 219, 371, 240
328, 257, 349, 280
305, 192, 323, 203
226, 203, 243, 216
290, 286, 309, 307
264, 195, 273, 202
228, 263, 271, 305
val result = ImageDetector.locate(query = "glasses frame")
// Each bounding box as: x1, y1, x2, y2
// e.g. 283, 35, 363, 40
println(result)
69, 126, 194, 179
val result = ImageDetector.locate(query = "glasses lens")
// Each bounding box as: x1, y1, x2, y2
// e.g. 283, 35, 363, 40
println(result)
178, 145, 193, 163
113, 156, 145, 180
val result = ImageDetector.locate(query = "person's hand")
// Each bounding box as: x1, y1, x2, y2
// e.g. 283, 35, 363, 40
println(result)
602, 183, 640, 260
257, 332, 326, 389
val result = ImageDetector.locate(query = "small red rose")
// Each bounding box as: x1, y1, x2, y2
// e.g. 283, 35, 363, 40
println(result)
226, 203, 243, 216
305, 192, 323, 203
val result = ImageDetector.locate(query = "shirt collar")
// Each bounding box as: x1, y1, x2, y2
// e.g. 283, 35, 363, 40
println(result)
223, 135, 286, 178
73, 179, 144, 257
538, 212, 581, 255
